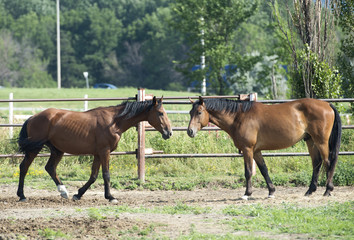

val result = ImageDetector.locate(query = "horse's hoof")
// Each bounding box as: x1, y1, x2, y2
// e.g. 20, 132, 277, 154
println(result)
60, 192, 69, 199
72, 195, 80, 201
268, 195, 275, 199
305, 191, 312, 197
241, 195, 249, 200
19, 198, 27, 202
58, 185, 69, 199
109, 198, 118, 204
323, 191, 331, 197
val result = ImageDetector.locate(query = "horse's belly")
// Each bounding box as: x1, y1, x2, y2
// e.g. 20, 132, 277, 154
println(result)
50, 137, 95, 155
256, 131, 305, 151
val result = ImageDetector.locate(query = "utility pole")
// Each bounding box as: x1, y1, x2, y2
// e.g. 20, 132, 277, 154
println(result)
57, 0, 61, 89
200, 17, 206, 96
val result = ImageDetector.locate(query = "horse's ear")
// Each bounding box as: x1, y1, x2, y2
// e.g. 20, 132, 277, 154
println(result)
188, 97, 194, 104
153, 96, 157, 106
198, 96, 204, 105
158, 96, 163, 104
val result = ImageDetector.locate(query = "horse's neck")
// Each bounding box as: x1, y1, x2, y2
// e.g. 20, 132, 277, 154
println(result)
115, 111, 148, 134
209, 110, 237, 134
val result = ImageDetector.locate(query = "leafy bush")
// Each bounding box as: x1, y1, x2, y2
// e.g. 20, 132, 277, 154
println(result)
333, 159, 354, 186
290, 45, 342, 98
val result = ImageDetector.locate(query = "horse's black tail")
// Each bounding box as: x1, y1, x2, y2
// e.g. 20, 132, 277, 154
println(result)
18, 117, 45, 154
327, 104, 342, 174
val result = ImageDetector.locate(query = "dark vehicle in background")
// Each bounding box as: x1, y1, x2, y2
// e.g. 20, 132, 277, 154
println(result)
93, 83, 117, 89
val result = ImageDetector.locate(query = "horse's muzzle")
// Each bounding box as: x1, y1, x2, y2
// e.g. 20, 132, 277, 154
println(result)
162, 129, 173, 140
187, 128, 196, 138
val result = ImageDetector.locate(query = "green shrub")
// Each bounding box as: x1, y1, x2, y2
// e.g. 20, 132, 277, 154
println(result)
333, 159, 354, 186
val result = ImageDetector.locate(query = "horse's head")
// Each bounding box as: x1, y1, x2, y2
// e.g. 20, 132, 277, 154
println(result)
187, 96, 209, 138
148, 96, 173, 140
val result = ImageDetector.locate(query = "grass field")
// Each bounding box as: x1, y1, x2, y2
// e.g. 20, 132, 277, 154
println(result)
0, 87, 353, 189
0, 87, 192, 115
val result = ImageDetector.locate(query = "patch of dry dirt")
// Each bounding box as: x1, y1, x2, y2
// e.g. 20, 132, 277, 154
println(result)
0, 184, 353, 239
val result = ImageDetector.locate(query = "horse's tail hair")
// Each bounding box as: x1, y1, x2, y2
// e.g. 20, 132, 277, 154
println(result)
326, 104, 342, 173
18, 117, 45, 154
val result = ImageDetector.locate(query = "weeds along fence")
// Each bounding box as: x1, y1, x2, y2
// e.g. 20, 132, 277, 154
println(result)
0, 88, 353, 182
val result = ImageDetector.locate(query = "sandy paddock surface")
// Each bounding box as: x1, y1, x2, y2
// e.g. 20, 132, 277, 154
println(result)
0, 184, 353, 239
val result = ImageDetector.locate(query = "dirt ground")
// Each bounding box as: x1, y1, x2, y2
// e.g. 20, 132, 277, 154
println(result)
0, 184, 353, 239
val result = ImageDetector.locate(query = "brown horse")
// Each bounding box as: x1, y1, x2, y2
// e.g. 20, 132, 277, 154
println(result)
187, 97, 341, 199
17, 97, 172, 203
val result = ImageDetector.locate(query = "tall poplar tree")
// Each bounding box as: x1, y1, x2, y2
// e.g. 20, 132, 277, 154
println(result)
171, 0, 258, 95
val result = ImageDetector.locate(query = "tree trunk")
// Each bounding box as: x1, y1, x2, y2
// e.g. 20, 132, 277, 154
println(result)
271, 65, 278, 99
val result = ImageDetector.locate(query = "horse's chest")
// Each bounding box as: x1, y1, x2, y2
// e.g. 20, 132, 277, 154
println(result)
110, 135, 120, 151
96, 130, 120, 151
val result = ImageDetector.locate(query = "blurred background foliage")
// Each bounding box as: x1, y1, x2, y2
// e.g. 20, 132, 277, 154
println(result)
0, 0, 352, 99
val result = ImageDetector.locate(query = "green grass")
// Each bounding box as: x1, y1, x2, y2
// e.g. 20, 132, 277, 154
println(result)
75, 201, 354, 239
0, 87, 193, 117
178, 234, 268, 240
222, 201, 354, 239
87, 203, 212, 217
38, 227, 70, 239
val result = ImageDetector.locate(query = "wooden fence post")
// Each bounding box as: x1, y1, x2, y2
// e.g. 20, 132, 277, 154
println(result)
9, 93, 13, 139
84, 94, 88, 111
250, 93, 257, 176
137, 88, 146, 182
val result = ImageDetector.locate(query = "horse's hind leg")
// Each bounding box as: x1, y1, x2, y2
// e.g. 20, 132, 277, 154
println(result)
253, 151, 275, 198
73, 155, 101, 201
324, 167, 335, 197
45, 144, 66, 198
305, 139, 323, 196
100, 151, 117, 203
17, 151, 40, 201
316, 143, 334, 196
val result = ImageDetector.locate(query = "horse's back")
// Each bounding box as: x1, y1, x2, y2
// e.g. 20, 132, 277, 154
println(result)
249, 98, 334, 151
26, 108, 103, 154
26, 108, 66, 140
256, 98, 333, 120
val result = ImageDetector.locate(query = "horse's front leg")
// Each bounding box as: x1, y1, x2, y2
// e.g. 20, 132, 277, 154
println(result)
101, 151, 117, 203
242, 148, 254, 200
253, 151, 275, 198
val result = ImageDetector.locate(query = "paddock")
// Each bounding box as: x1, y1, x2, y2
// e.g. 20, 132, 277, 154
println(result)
0, 184, 353, 239
0, 89, 353, 182
0, 89, 353, 238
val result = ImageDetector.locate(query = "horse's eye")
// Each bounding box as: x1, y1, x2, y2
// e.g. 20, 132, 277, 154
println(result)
159, 112, 164, 116
198, 111, 202, 115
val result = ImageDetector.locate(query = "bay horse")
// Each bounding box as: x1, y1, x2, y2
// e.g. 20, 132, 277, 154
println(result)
17, 96, 172, 203
187, 96, 341, 199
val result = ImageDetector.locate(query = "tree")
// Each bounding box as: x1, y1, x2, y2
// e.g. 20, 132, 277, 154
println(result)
171, 0, 258, 95
0, 30, 55, 87
58, 4, 123, 87
337, 0, 354, 98
108, 0, 185, 89
0, 0, 54, 19
133, 6, 185, 89
272, 0, 342, 98
230, 1, 292, 99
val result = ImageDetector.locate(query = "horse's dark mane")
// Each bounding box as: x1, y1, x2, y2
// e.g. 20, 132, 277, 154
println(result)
117, 100, 155, 119
195, 98, 254, 113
